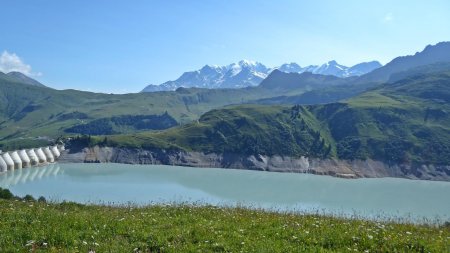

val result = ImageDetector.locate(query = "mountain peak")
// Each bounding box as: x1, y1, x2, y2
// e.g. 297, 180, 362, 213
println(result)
328, 60, 338, 65
238, 59, 259, 66
360, 41, 450, 82
200, 64, 220, 72
5, 71, 46, 87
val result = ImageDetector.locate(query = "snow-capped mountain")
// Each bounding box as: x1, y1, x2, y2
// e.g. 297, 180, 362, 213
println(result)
142, 60, 269, 92
274, 60, 382, 78
141, 60, 381, 92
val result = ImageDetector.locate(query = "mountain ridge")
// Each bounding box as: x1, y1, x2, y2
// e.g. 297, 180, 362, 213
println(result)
142, 60, 382, 92
358, 41, 450, 83
0, 71, 45, 87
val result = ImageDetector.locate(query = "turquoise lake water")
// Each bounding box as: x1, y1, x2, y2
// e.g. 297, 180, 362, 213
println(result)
1, 163, 449, 222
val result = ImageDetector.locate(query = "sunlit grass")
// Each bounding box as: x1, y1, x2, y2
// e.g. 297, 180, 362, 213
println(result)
0, 199, 448, 252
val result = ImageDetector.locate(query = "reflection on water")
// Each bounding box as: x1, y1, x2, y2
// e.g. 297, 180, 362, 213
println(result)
0, 163, 62, 188
1, 163, 449, 222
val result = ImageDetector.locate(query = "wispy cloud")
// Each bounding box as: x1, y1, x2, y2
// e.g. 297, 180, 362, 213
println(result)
0, 51, 42, 77
382, 13, 394, 23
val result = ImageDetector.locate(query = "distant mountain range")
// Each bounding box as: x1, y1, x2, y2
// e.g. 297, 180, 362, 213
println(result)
253, 41, 450, 105
141, 60, 382, 92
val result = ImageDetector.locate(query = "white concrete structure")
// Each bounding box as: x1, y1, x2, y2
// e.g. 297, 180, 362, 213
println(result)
26, 149, 39, 166
0, 155, 7, 172
10, 151, 23, 170
43, 147, 55, 163
35, 148, 47, 164
19, 150, 31, 168
51, 146, 61, 158
0, 145, 64, 173
2, 153, 15, 171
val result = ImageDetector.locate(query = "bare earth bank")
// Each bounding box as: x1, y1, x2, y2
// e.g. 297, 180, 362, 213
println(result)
58, 146, 450, 181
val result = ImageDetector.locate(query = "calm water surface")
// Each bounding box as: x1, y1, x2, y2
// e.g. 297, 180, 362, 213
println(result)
1, 163, 449, 221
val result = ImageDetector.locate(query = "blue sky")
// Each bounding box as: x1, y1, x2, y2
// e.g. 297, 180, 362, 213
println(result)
1, 0, 449, 93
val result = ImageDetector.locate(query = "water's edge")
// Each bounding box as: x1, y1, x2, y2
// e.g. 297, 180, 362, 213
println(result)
59, 146, 450, 181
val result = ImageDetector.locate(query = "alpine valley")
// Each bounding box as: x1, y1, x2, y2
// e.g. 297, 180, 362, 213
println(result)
1, 42, 450, 181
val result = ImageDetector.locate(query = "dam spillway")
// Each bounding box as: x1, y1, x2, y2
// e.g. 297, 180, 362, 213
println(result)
0, 145, 64, 173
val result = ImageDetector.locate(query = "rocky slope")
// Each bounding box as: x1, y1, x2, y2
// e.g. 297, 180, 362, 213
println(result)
58, 146, 450, 181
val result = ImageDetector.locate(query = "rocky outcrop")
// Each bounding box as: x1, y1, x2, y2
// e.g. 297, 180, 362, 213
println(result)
59, 146, 450, 181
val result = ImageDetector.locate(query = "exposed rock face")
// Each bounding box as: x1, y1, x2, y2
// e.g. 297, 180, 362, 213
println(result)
59, 146, 450, 181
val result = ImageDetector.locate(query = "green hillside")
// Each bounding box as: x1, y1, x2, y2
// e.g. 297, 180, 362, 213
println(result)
314, 71, 450, 164
0, 71, 347, 149
101, 70, 450, 165
0, 80, 264, 143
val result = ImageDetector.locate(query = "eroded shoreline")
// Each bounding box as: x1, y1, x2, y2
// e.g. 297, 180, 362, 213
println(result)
58, 146, 450, 181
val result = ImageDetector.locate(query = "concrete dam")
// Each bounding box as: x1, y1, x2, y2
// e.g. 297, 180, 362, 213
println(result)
0, 146, 64, 172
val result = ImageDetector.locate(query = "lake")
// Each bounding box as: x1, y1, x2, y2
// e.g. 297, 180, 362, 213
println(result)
1, 163, 449, 222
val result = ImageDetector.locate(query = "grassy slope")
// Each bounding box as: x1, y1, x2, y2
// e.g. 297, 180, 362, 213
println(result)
0, 70, 352, 149
0, 199, 448, 252
103, 71, 450, 165
0, 81, 277, 146
105, 104, 335, 158
320, 71, 450, 164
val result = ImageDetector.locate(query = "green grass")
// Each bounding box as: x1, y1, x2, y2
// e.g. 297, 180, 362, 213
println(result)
0, 199, 448, 252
